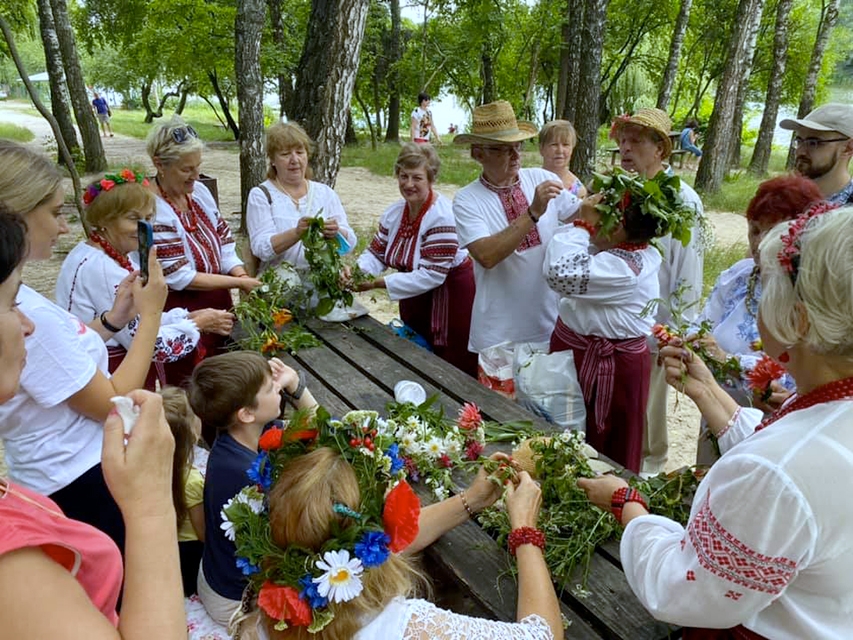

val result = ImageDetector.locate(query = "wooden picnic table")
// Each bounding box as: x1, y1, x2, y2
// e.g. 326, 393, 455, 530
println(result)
278, 315, 680, 640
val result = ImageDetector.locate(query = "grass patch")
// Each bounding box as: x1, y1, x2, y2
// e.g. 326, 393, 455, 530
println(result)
109, 107, 236, 143
703, 242, 749, 299
0, 121, 35, 142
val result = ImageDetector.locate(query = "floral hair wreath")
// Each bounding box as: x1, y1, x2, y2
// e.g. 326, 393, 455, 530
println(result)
83, 168, 149, 205
777, 200, 839, 285
223, 408, 422, 633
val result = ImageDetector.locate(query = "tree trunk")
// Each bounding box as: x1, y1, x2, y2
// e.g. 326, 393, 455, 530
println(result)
0, 16, 83, 220
557, 0, 584, 121
176, 84, 190, 115
355, 83, 377, 149
267, 0, 290, 118
346, 109, 358, 145
481, 43, 495, 105
290, 0, 371, 186
523, 35, 542, 121
384, 0, 401, 142
50, 0, 106, 173
748, 0, 793, 175
694, 0, 766, 193
657, 0, 694, 111
207, 70, 240, 140
571, 0, 609, 181
728, 20, 763, 171
141, 79, 157, 123
36, 0, 80, 166
785, 0, 840, 169
236, 0, 267, 232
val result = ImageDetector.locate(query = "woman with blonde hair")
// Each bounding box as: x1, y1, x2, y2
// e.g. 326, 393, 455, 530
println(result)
579, 203, 853, 638
0, 141, 167, 552
246, 121, 356, 274
57, 171, 233, 389
147, 116, 260, 386
355, 143, 477, 377
539, 120, 586, 197
227, 427, 563, 639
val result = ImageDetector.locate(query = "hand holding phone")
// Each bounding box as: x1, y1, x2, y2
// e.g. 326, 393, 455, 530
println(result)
137, 220, 154, 284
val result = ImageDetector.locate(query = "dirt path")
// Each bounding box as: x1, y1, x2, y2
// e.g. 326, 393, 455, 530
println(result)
2, 102, 750, 471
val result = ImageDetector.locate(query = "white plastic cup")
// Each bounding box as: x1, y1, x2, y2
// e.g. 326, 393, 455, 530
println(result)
394, 380, 427, 405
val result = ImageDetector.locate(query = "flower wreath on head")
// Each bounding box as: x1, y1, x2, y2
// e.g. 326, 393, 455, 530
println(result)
83, 168, 149, 205
223, 407, 422, 633
777, 200, 838, 285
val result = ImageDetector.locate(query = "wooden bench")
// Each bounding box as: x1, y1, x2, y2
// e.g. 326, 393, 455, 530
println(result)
272, 315, 680, 639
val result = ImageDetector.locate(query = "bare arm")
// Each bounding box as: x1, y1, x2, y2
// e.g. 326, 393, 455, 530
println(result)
186, 271, 260, 293
189, 504, 206, 542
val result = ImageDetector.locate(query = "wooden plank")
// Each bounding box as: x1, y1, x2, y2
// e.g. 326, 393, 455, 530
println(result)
278, 352, 352, 416
346, 316, 554, 429
411, 484, 603, 640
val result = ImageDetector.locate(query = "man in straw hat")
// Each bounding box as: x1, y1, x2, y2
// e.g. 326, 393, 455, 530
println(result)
610, 108, 706, 475
452, 100, 580, 356
780, 103, 853, 206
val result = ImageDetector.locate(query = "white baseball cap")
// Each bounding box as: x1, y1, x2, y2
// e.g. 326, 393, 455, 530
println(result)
780, 103, 853, 139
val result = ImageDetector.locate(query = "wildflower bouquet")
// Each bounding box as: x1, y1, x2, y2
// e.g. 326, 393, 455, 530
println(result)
590, 167, 696, 246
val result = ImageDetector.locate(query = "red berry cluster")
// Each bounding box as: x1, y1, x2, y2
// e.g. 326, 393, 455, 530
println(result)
349, 424, 379, 451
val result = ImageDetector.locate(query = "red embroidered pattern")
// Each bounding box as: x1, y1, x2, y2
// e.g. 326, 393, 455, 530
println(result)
686, 570, 696, 581
725, 590, 743, 601
479, 176, 541, 252
687, 494, 797, 595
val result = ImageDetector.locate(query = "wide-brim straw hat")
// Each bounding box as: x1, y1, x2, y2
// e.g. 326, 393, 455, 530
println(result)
453, 100, 538, 145
610, 108, 673, 159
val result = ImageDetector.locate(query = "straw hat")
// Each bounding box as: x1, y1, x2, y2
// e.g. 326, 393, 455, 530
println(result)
609, 108, 673, 159
453, 100, 538, 145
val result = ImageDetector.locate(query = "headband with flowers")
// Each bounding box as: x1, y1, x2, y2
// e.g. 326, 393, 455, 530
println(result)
83, 168, 149, 205
777, 200, 838, 285
224, 408, 422, 633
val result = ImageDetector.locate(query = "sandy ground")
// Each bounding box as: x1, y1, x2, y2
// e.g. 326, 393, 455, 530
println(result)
2, 102, 749, 471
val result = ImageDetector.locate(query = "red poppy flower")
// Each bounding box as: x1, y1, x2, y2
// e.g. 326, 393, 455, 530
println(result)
746, 354, 786, 395
258, 582, 312, 627
259, 428, 284, 451
382, 481, 420, 553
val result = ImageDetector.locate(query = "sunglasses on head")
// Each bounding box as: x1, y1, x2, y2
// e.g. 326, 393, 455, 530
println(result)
171, 126, 199, 144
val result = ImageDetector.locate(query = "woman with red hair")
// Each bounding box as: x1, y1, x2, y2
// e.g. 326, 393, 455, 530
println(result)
689, 176, 823, 461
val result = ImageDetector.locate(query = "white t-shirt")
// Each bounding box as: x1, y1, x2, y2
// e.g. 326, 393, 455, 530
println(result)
453, 168, 580, 352
357, 193, 467, 301
544, 226, 661, 339
411, 107, 434, 141
0, 286, 106, 494
246, 179, 356, 272
56, 242, 201, 362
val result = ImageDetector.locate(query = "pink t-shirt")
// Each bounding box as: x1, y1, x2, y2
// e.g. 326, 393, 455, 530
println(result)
0, 481, 123, 625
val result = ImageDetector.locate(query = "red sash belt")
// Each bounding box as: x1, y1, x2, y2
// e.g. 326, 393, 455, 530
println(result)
430, 258, 472, 348
552, 317, 647, 433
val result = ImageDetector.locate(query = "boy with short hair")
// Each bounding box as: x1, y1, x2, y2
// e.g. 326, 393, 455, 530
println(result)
189, 351, 316, 625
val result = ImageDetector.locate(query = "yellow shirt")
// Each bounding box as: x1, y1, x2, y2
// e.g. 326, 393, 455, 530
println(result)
178, 467, 204, 542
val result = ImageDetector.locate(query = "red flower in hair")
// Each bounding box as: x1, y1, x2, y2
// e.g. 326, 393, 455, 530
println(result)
99, 178, 116, 191
746, 354, 786, 402
120, 168, 135, 181
259, 428, 284, 451
285, 429, 318, 442
777, 201, 838, 280
382, 481, 420, 553
258, 582, 312, 627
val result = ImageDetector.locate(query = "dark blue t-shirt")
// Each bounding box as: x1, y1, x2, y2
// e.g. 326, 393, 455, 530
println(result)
201, 432, 257, 600
92, 97, 109, 115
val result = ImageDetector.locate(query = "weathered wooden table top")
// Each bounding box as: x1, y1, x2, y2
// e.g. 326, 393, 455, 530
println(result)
279, 315, 679, 640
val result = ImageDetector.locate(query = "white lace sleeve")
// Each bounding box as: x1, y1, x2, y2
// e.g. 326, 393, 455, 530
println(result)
402, 599, 553, 640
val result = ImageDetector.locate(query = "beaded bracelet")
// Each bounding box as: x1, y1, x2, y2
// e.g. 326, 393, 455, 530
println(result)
610, 486, 648, 524
99, 311, 124, 333
572, 219, 597, 235
508, 526, 546, 555
459, 491, 476, 519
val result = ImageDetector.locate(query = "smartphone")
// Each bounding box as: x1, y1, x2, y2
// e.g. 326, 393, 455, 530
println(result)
137, 220, 154, 284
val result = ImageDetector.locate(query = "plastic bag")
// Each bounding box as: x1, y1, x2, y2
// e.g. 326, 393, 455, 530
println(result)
388, 319, 432, 351
513, 342, 586, 432
477, 342, 516, 399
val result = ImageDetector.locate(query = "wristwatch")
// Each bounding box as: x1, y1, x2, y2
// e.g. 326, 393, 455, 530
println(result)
610, 486, 648, 524
281, 369, 306, 404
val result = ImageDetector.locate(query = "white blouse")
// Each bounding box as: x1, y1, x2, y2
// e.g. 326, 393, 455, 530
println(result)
357, 193, 467, 301
246, 179, 356, 272
56, 242, 201, 362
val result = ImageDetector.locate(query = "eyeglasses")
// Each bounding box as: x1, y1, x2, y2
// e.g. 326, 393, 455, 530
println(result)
793, 136, 849, 150
171, 126, 199, 144
480, 143, 522, 156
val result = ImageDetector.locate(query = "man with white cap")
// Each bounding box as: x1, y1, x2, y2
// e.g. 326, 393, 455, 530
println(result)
780, 103, 853, 205
452, 100, 580, 357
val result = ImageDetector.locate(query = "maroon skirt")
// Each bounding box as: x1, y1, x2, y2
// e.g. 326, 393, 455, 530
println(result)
399, 258, 477, 378
682, 627, 767, 639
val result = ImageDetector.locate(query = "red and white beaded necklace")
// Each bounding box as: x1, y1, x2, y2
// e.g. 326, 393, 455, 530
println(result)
89, 231, 134, 272
756, 376, 853, 431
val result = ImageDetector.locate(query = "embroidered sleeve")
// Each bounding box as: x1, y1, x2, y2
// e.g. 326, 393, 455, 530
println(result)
620, 453, 815, 629
717, 406, 763, 452
357, 225, 389, 277
153, 210, 196, 290
544, 227, 641, 303
384, 225, 457, 301
116, 308, 201, 363
402, 599, 553, 640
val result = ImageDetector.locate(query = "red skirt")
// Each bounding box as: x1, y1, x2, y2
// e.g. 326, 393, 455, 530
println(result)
682, 627, 767, 639
107, 345, 162, 391
549, 319, 649, 473
399, 258, 477, 378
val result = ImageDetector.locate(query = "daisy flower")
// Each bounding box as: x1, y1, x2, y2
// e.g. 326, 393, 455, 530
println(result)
313, 550, 364, 603
220, 509, 236, 541
400, 432, 421, 455
424, 436, 444, 459
235, 488, 265, 515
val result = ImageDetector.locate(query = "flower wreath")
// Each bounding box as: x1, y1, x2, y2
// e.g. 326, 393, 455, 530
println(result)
777, 200, 838, 285
223, 407, 422, 633
83, 168, 149, 205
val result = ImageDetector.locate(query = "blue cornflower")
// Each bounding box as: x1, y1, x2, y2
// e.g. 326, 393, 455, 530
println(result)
247, 451, 272, 491
235, 556, 260, 576
385, 443, 404, 474
299, 573, 329, 608
354, 530, 391, 568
